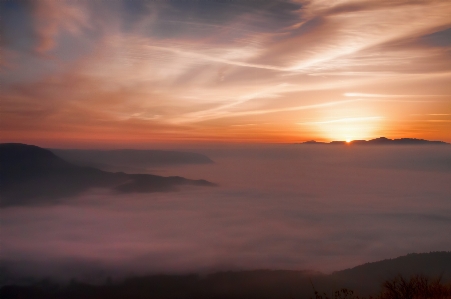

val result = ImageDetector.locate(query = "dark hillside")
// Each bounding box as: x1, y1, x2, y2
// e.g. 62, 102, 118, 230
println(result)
326, 252, 451, 295
0, 252, 450, 299
0, 144, 214, 207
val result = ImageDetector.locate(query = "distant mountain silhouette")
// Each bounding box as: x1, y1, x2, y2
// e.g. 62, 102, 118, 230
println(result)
0, 252, 450, 299
303, 140, 328, 144
300, 137, 449, 145
0, 143, 215, 207
51, 148, 213, 172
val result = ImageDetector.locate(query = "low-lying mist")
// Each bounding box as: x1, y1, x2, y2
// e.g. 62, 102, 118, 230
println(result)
1, 145, 450, 282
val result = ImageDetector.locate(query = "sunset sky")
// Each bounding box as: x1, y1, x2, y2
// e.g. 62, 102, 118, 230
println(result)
1, 0, 451, 147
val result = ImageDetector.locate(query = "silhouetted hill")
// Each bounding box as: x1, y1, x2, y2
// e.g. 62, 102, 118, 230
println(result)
1, 252, 450, 299
300, 137, 449, 145
303, 140, 327, 144
0, 144, 74, 182
51, 148, 213, 172
327, 252, 451, 295
0, 143, 215, 207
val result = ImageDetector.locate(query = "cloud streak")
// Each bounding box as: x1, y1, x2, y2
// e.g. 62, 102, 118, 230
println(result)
31, 0, 89, 54
344, 93, 450, 98
1, 0, 451, 144
298, 116, 383, 125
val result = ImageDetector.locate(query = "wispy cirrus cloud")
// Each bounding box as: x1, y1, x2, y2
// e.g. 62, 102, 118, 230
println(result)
344, 93, 450, 98
176, 99, 363, 124
1, 0, 451, 145
298, 116, 383, 125
31, 0, 89, 54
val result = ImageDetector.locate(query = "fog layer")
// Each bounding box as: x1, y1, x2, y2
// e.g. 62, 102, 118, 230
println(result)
1, 145, 450, 280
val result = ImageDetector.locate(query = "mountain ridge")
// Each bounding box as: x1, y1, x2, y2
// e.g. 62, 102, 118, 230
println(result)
50, 148, 214, 172
300, 137, 449, 145
327, 251, 451, 295
1, 252, 450, 298
0, 143, 215, 207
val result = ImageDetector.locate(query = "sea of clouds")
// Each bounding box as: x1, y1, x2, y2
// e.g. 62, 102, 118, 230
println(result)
1, 145, 450, 281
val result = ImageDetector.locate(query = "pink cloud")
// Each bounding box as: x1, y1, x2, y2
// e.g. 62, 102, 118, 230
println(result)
32, 0, 89, 54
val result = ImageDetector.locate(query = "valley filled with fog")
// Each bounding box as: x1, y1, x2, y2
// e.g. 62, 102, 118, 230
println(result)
1, 145, 450, 281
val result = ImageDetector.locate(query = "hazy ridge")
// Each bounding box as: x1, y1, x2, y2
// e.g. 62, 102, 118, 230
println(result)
1, 252, 450, 298
51, 148, 214, 173
0, 143, 215, 207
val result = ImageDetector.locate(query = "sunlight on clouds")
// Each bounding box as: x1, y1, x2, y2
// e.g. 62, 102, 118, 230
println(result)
174, 84, 289, 123
299, 116, 383, 125
283, 1, 451, 74
313, 117, 383, 142
345, 93, 405, 98
1, 0, 451, 145
344, 93, 449, 98
32, 0, 87, 53
174, 99, 362, 124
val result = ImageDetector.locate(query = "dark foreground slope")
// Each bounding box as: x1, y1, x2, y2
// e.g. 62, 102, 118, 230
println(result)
0, 143, 215, 207
1, 252, 450, 299
326, 252, 451, 295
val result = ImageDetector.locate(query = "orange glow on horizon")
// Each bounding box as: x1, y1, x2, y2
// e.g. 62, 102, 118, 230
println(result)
1, 1, 450, 147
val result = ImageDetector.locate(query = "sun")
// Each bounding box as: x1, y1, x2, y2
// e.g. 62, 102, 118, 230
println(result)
308, 115, 383, 142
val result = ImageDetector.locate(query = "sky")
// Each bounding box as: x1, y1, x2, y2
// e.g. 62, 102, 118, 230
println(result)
1, 0, 451, 147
